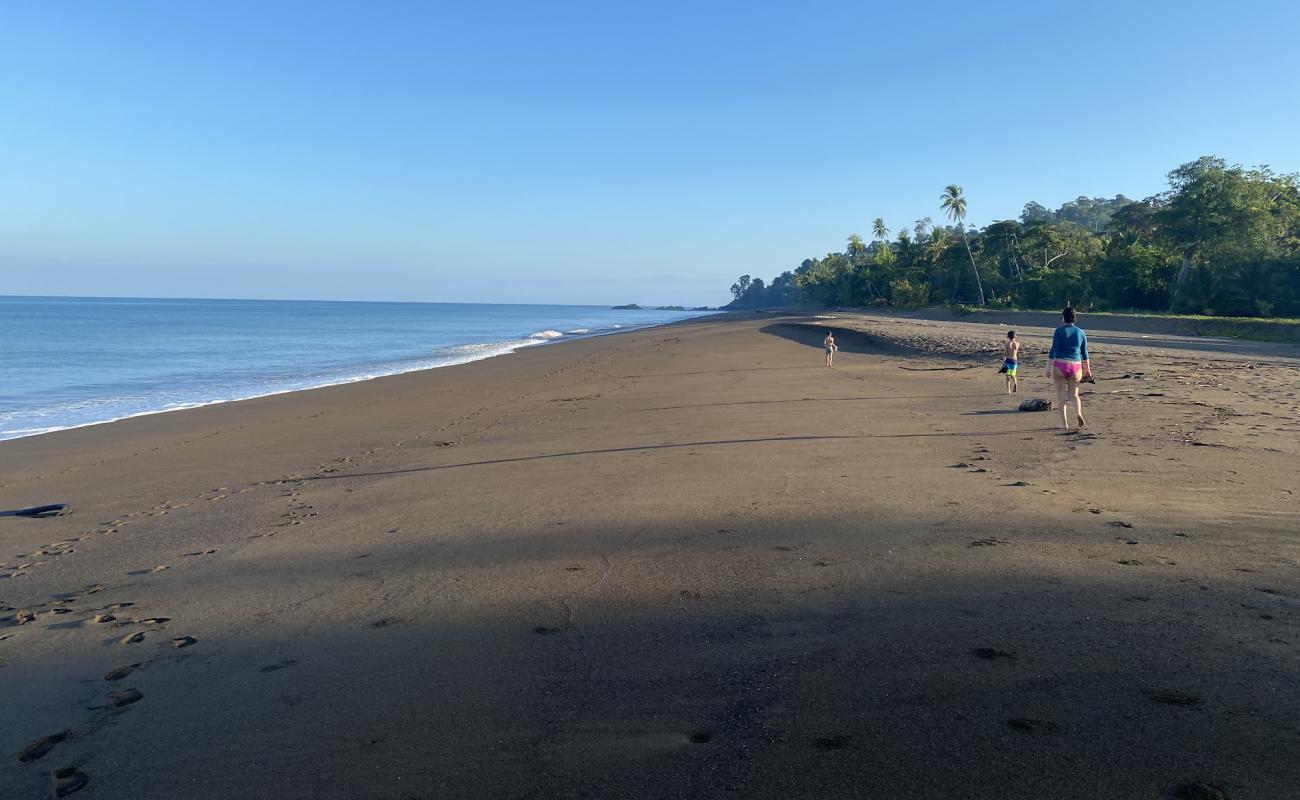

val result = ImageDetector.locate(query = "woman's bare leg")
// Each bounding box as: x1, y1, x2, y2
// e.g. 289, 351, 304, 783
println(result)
1073, 383, 1086, 427
1053, 374, 1071, 429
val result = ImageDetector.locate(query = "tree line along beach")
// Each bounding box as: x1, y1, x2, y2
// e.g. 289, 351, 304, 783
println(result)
725, 156, 1300, 325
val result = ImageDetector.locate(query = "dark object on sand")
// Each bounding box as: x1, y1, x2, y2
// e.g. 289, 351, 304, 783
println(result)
1018, 398, 1052, 412
1172, 782, 1229, 800
18, 730, 69, 762
0, 504, 69, 518
1081, 374, 1096, 384
52, 766, 89, 797
997, 365, 1008, 374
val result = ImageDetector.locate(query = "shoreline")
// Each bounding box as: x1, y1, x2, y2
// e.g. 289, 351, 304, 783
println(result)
0, 311, 723, 445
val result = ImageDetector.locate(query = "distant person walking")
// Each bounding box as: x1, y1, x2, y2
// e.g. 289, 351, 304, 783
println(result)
824, 331, 837, 367
1045, 307, 1091, 430
1000, 330, 1020, 394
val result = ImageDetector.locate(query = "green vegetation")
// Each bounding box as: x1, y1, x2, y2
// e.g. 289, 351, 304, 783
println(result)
727, 156, 1300, 319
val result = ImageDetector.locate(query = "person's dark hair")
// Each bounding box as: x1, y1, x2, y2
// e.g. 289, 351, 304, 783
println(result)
1007, 330, 1015, 339
1063, 306, 1076, 324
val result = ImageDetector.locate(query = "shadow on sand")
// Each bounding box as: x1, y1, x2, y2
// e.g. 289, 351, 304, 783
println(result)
289, 429, 1060, 482
3, 508, 1295, 799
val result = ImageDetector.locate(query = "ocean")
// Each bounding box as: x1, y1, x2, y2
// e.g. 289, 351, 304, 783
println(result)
0, 296, 708, 441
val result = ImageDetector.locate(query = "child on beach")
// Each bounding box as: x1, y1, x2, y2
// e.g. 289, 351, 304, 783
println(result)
1000, 331, 1019, 393
824, 332, 837, 367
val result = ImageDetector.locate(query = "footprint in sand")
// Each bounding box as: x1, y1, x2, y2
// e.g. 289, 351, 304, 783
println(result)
532, 626, 564, 635
812, 734, 855, 750
260, 659, 297, 673
772, 543, 809, 552
1006, 718, 1059, 734
969, 538, 1009, 547
370, 617, 407, 629
17, 730, 69, 762
119, 632, 146, 644
108, 688, 143, 707
52, 766, 89, 796
1172, 782, 1228, 800
1142, 688, 1202, 707
181, 549, 217, 557
103, 663, 141, 681
971, 647, 1017, 661
171, 636, 198, 648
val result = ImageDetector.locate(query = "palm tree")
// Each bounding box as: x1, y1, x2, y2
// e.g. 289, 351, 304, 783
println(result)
940, 184, 986, 305
871, 218, 895, 273
913, 217, 932, 244
846, 233, 867, 263
925, 226, 951, 293
846, 233, 877, 300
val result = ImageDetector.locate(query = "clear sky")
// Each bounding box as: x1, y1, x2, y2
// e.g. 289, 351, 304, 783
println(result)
3, 1, 1298, 306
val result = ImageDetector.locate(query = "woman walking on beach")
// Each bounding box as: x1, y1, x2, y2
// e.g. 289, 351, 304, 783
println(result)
824, 331, 837, 367
1045, 307, 1091, 430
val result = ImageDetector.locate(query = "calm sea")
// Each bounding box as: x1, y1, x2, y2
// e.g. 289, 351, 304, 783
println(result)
0, 296, 707, 441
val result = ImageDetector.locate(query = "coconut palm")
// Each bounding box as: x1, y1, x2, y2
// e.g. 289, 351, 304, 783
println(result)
871, 218, 895, 272
846, 234, 868, 263
913, 217, 932, 244
940, 184, 986, 305
846, 234, 879, 300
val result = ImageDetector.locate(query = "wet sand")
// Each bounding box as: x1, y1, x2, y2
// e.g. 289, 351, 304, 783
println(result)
2, 312, 1298, 799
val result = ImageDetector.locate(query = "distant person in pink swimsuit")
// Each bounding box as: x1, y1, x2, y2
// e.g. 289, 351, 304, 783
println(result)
1045, 306, 1091, 430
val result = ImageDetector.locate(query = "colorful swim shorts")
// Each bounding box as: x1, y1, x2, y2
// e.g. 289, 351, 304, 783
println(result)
1003, 359, 1017, 376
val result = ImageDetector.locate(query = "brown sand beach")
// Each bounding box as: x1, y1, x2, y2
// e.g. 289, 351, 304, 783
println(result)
2, 312, 1298, 799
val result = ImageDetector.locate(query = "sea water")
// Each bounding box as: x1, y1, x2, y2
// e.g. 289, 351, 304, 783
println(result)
0, 296, 707, 441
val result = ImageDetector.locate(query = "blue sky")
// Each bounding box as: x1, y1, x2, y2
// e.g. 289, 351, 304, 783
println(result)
3, 1, 1298, 306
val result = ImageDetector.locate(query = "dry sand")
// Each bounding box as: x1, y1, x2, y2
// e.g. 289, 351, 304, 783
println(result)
2, 312, 1298, 799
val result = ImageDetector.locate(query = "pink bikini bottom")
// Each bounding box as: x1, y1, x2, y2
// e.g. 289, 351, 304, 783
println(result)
1052, 359, 1083, 379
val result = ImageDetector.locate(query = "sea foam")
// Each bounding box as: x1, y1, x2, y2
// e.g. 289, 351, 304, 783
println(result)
1, 298, 707, 441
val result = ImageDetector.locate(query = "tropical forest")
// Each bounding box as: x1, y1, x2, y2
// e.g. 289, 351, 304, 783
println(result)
727, 157, 1300, 319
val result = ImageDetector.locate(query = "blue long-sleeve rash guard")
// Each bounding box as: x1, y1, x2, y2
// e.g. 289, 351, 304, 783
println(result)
1049, 324, 1088, 361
